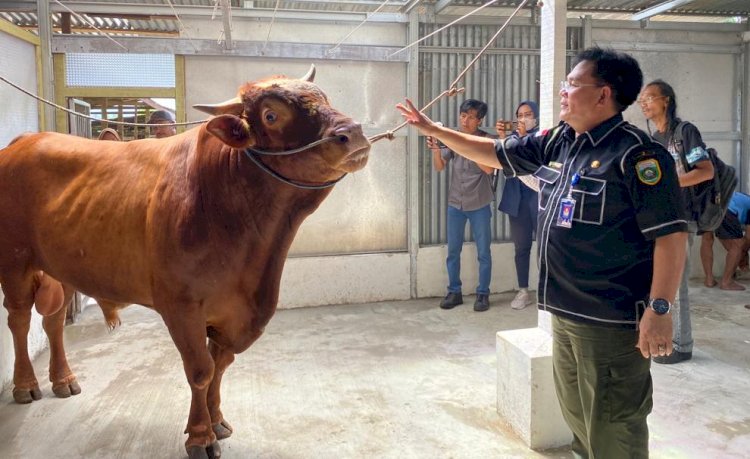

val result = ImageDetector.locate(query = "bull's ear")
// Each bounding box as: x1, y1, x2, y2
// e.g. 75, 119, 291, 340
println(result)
300, 64, 315, 82
206, 115, 255, 148
193, 97, 244, 116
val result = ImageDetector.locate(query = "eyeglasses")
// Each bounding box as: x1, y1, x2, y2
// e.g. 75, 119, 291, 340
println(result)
560, 80, 605, 92
636, 95, 666, 105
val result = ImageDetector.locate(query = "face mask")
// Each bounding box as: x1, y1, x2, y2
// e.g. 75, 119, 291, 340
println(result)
523, 118, 537, 131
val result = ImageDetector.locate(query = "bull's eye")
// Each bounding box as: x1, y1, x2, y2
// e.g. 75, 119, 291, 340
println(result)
264, 111, 278, 124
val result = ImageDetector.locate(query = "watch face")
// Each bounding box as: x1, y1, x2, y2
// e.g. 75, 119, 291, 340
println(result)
651, 298, 670, 315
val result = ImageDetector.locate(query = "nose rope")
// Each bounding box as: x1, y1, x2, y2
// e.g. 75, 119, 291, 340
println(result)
244, 135, 340, 156
243, 148, 346, 190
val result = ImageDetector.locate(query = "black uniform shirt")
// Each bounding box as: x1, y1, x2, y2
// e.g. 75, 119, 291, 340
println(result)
495, 113, 688, 328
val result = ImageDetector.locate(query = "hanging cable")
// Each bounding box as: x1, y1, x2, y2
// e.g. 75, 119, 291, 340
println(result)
387, 0, 500, 58
261, 0, 282, 54
53, 0, 128, 51
327, 0, 391, 55
164, 0, 199, 51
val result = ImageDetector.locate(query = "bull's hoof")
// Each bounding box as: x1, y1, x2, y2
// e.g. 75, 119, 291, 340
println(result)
186, 441, 221, 459
212, 419, 234, 440
13, 386, 42, 404
52, 380, 82, 398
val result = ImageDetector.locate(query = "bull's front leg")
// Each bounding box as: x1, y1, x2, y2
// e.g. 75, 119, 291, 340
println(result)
162, 306, 221, 459
207, 339, 235, 440
43, 284, 80, 398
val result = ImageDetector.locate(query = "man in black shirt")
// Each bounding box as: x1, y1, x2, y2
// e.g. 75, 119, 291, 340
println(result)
397, 47, 687, 458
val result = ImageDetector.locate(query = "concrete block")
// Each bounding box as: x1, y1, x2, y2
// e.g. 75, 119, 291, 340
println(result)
496, 327, 572, 450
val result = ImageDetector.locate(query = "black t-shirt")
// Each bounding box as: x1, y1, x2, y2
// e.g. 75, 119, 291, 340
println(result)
494, 114, 688, 328
651, 121, 710, 219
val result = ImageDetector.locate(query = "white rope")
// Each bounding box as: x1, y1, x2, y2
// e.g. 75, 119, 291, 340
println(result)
261, 0, 282, 54
370, 0, 533, 142
388, 0, 500, 58
0, 75, 208, 128
53, 0, 127, 51
327, 0, 390, 55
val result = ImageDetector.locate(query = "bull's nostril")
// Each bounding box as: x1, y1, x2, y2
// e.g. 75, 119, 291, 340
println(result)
338, 135, 349, 143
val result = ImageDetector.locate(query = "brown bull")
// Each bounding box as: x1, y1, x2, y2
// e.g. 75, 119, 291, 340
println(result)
0, 66, 370, 458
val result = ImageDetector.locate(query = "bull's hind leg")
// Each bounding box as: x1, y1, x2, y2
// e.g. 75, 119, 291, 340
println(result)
44, 284, 80, 398
207, 339, 235, 440
1, 272, 42, 403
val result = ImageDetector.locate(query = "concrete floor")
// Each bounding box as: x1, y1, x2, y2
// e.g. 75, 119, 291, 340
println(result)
0, 279, 749, 459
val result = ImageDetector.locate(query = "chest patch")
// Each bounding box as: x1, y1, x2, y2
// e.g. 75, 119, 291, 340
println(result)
636, 158, 662, 185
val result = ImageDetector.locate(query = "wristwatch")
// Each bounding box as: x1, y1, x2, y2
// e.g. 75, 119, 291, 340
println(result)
648, 298, 672, 315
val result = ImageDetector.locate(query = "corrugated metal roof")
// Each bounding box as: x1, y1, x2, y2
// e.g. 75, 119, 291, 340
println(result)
0, 0, 747, 36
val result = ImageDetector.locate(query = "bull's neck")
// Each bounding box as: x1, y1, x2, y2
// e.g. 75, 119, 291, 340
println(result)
187, 135, 332, 255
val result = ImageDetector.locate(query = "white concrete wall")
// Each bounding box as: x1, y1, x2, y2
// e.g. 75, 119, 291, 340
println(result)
183, 18, 408, 257
0, 29, 46, 391
279, 241, 538, 309
595, 25, 742, 279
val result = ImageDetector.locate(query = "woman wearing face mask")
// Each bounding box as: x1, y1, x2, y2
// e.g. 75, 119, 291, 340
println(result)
639, 79, 714, 365
495, 100, 539, 310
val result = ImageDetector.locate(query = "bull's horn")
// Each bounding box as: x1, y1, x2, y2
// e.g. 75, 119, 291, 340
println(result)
300, 64, 316, 82
193, 97, 243, 116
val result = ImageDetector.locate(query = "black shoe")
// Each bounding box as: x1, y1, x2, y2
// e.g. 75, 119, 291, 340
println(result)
653, 351, 692, 364
440, 292, 463, 309
473, 294, 490, 312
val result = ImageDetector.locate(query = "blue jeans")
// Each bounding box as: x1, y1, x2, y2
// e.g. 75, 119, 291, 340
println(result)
446, 205, 492, 295
673, 232, 694, 353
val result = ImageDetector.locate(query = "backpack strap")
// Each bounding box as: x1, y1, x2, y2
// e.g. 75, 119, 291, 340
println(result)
672, 121, 691, 172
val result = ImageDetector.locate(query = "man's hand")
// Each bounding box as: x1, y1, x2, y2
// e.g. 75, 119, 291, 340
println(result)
396, 99, 441, 136
637, 308, 673, 358
426, 135, 441, 151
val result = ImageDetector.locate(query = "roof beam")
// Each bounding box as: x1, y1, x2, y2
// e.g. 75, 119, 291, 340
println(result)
434, 0, 454, 14
0, 2, 409, 23
631, 0, 696, 21
51, 35, 410, 62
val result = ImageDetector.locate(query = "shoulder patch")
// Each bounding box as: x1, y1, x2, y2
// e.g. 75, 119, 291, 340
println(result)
636, 158, 662, 185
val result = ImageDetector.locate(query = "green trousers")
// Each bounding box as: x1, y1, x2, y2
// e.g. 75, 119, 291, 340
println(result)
552, 315, 653, 459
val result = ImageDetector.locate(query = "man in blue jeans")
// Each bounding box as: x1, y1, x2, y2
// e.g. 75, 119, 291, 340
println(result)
427, 99, 495, 312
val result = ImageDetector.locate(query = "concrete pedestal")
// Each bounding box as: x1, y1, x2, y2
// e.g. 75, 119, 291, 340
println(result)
496, 327, 572, 450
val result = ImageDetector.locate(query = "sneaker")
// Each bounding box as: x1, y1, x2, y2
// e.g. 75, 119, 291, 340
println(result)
473, 294, 490, 312
440, 292, 463, 310
652, 350, 692, 364
511, 290, 533, 310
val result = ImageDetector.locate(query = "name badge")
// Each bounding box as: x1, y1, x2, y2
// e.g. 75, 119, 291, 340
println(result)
556, 197, 576, 228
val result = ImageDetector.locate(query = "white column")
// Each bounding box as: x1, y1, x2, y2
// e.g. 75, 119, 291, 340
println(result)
496, 0, 572, 450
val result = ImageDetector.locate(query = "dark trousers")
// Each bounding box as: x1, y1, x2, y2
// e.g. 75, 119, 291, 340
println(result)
552, 315, 652, 459
508, 201, 536, 289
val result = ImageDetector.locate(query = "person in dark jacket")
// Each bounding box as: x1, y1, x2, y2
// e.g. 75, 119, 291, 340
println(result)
496, 101, 540, 310
398, 47, 688, 458
640, 79, 714, 364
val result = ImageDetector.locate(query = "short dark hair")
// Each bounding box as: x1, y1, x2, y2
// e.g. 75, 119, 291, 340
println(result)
148, 110, 175, 124
459, 99, 488, 120
573, 47, 642, 112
